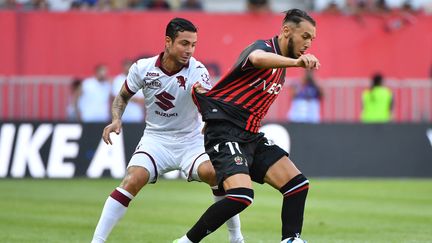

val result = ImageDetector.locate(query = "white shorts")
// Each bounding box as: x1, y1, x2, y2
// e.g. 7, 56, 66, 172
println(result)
127, 132, 210, 183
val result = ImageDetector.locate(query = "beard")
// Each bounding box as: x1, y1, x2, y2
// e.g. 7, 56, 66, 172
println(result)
287, 37, 297, 58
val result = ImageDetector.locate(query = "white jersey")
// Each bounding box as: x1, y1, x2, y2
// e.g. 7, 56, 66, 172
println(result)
125, 53, 212, 137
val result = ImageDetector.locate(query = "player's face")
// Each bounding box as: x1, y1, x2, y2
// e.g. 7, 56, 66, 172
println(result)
96, 66, 108, 81
166, 31, 197, 66
283, 21, 316, 58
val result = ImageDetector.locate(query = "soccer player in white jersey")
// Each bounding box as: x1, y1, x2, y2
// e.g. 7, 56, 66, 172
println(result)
91, 18, 244, 243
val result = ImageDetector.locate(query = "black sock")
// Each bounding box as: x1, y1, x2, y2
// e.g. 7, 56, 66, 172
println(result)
186, 187, 254, 242
279, 174, 309, 240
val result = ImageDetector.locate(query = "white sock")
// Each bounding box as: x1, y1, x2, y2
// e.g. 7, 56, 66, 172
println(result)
91, 187, 134, 243
214, 195, 244, 242
176, 235, 193, 243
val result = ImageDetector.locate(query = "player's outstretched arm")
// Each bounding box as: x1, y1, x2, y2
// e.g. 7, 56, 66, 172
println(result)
248, 50, 320, 70
102, 84, 133, 145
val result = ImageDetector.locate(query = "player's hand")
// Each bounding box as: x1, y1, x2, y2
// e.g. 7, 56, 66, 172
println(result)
102, 119, 122, 145
296, 54, 320, 70
193, 82, 209, 94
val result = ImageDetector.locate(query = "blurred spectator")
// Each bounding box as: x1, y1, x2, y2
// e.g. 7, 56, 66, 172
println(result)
78, 64, 112, 122
247, 0, 270, 13
322, 1, 342, 14
348, 0, 372, 14
46, 0, 74, 11
111, 59, 145, 123
127, 0, 146, 9
146, 0, 170, 10
0, 0, 17, 9
374, 0, 391, 12
180, 0, 202, 11
361, 73, 394, 123
68, 0, 97, 10
287, 70, 323, 123
67, 78, 83, 122
95, 0, 112, 10
32, 0, 49, 10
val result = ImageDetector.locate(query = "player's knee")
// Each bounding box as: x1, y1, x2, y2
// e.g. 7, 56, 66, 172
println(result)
120, 167, 149, 195
197, 161, 217, 186
225, 187, 254, 209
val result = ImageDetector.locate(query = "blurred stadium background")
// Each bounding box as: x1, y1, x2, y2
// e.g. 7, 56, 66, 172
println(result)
0, 0, 432, 242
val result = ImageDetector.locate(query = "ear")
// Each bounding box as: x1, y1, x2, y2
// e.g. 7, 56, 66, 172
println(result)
282, 24, 291, 39
165, 36, 172, 49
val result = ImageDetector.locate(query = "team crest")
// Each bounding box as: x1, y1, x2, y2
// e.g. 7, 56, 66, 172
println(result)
234, 156, 243, 165
176, 76, 187, 90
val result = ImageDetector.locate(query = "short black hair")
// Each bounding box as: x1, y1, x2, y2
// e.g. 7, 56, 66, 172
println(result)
283, 9, 316, 27
166, 17, 197, 41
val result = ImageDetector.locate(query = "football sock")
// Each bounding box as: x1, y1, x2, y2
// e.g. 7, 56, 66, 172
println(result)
212, 187, 244, 243
186, 188, 254, 242
279, 174, 309, 240
91, 187, 134, 243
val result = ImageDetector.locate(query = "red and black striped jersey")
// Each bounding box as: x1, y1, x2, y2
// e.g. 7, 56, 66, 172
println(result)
193, 36, 286, 133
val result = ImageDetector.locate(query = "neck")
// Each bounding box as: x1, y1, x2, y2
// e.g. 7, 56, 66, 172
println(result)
277, 34, 288, 57
161, 52, 182, 73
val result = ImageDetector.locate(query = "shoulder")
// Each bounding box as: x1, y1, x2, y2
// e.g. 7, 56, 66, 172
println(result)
188, 57, 209, 73
133, 56, 159, 74
248, 39, 273, 52
189, 57, 206, 68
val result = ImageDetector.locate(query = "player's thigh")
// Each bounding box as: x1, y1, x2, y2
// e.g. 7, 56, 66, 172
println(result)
263, 156, 301, 190
178, 135, 215, 184
119, 165, 150, 196
128, 136, 174, 184
196, 159, 217, 186
223, 173, 253, 190
208, 140, 253, 188
250, 136, 294, 187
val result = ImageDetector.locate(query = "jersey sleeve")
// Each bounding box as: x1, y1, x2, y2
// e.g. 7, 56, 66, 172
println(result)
239, 40, 274, 71
125, 62, 143, 94
190, 62, 212, 91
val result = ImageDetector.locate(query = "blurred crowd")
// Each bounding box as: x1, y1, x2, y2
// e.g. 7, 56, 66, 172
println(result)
67, 61, 146, 123
0, 0, 431, 14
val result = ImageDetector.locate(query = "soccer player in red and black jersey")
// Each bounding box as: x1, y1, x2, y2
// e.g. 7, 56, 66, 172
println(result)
175, 9, 320, 243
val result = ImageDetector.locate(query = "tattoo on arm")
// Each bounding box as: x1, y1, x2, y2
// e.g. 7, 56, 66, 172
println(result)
112, 85, 133, 120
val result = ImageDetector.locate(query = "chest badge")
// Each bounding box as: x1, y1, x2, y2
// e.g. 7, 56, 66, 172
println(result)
176, 76, 187, 90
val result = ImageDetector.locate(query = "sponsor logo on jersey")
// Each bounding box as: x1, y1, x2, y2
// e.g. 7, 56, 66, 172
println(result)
154, 110, 178, 117
250, 78, 282, 94
176, 76, 187, 90
144, 79, 162, 89
155, 91, 175, 111
146, 72, 160, 77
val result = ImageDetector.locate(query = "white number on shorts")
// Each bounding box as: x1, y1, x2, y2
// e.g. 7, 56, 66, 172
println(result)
225, 141, 242, 155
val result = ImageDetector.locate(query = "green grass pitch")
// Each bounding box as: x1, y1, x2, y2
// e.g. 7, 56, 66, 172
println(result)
1, 178, 431, 243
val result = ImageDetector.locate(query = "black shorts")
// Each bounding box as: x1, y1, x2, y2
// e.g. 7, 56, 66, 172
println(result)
204, 120, 289, 185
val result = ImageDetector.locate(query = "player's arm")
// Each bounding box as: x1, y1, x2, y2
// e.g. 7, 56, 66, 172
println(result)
112, 84, 133, 120
102, 85, 134, 145
248, 50, 320, 70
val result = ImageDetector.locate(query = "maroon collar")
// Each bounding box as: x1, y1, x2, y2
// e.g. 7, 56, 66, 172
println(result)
155, 52, 190, 76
